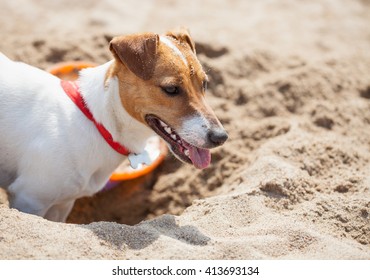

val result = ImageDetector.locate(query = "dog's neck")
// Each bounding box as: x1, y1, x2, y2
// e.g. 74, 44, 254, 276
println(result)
78, 60, 155, 154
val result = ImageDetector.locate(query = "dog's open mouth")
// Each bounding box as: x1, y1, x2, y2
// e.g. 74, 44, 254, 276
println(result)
145, 114, 211, 169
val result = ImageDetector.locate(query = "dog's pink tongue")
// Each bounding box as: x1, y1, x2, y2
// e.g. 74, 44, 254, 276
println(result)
188, 145, 211, 169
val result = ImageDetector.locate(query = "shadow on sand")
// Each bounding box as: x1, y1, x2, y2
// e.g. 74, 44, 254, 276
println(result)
81, 214, 210, 250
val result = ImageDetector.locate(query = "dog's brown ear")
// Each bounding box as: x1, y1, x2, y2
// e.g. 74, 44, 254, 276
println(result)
109, 33, 159, 80
165, 27, 196, 53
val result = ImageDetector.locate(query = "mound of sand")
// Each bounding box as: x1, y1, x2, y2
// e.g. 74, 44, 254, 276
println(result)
0, 0, 369, 259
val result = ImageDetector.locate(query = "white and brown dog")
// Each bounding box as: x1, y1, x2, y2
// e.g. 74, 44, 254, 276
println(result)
0, 28, 228, 222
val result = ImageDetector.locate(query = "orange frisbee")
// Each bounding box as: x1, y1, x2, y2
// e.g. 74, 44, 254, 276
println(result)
48, 61, 98, 80
48, 61, 167, 182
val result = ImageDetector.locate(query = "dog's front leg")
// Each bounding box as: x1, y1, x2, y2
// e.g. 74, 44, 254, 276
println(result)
44, 200, 75, 222
8, 179, 51, 218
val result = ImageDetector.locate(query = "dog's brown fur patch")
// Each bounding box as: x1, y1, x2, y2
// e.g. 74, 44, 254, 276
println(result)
107, 32, 221, 131
109, 33, 159, 81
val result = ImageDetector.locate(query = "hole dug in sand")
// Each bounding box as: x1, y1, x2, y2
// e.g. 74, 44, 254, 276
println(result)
67, 146, 240, 226
67, 169, 159, 225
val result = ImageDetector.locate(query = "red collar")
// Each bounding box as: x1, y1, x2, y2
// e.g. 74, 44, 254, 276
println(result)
61, 80, 130, 156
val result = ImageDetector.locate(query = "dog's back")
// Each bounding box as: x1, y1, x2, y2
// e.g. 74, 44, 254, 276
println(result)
0, 52, 128, 221
0, 54, 64, 187
0, 53, 25, 186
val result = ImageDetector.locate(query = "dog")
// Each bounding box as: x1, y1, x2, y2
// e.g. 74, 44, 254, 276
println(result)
0, 28, 228, 222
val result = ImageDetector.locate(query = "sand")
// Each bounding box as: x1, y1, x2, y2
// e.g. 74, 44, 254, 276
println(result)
0, 0, 369, 259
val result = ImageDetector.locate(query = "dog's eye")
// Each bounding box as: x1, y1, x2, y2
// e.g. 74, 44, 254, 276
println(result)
202, 80, 208, 92
161, 86, 180, 96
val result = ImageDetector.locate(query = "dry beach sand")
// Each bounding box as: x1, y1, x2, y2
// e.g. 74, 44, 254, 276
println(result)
0, 0, 370, 259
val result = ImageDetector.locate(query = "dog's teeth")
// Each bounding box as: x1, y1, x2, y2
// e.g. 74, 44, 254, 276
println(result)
164, 127, 172, 134
159, 120, 167, 127
171, 134, 177, 140
184, 149, 190, 157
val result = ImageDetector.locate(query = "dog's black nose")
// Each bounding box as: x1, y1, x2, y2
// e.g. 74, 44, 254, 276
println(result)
208, 128, 228, 146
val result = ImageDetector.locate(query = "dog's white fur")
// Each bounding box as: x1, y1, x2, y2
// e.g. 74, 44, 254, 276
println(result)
179, 114, 211, 147
0, 53, 154, 222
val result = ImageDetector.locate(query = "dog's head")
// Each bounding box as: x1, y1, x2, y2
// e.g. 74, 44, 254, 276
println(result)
109, 28, 228, 169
